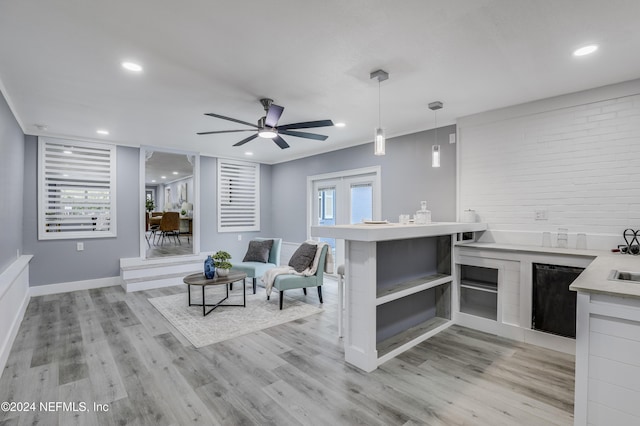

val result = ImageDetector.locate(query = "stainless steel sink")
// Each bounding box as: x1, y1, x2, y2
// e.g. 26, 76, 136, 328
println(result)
608, 270, 640, 282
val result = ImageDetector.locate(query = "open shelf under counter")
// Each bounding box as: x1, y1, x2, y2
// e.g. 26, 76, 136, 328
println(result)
376, 273, 451, 305
310, 223, 483, 372
377, 316, 452, 363
459, 303, 497, 321
460, 278, 497, 293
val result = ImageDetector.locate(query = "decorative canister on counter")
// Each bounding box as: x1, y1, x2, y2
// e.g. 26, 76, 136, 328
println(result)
462, 209, 476, 223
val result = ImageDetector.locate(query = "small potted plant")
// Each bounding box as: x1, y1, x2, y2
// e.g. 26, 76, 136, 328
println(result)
212, 250, 232, 277
145, 199, 155, 213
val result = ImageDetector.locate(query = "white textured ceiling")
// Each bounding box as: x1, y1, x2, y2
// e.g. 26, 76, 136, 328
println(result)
145, 151, 193, 185
1, 0, 640, 164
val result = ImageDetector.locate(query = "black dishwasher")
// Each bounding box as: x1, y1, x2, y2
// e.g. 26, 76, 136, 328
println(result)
532, 263, 584, 339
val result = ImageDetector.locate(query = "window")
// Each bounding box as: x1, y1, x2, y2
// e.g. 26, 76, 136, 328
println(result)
38, 137, 117, 240
217, 159, 260, 232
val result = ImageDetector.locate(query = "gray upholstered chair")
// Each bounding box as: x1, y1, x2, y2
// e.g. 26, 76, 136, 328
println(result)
269, 244, 328, 310
231, 238, 282, 294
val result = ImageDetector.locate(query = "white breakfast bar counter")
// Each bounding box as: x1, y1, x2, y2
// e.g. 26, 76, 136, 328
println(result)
311, 222, 487, 372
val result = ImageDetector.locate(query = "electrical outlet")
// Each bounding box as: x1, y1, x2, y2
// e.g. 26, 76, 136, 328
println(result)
534, 210, 548, 221
449, 133, 456, 144
77, 242, 84, 251
237, 235, 242, 241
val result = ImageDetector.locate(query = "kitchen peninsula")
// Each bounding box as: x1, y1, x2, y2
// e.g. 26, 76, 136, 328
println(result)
311, 221, 486, 372
569, 254, 640, 425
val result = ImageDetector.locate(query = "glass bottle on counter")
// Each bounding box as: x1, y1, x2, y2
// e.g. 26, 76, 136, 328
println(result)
415, 201, 432, 224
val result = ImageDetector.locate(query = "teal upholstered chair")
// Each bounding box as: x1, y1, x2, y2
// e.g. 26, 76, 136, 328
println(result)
269, 244, 328, 310
231, 238, 282, 294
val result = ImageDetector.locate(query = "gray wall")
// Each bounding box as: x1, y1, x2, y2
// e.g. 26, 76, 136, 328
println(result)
23, 137, 140, 286
0, 91, 24, 273
18, 124, 449, 285
270, 126, 457, 242
199, 156, 273, 262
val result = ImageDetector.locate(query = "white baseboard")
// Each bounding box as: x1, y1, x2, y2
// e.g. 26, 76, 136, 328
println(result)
0, 255, 33, 374
454, 313, 575, 355
29, 276, 122, 297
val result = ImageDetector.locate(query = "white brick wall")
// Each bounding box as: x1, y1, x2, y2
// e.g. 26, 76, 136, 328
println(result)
458, 81, 640, 249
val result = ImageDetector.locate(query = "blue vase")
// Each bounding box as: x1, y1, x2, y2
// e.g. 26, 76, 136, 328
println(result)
204, 255, 216, 279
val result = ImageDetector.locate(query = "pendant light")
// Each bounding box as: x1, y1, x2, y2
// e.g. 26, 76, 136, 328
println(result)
370, 69, 389, 156
429, 101, 443, 167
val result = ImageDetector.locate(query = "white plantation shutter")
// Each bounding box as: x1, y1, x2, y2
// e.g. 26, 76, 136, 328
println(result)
38, 138, 117, 239
217, 159, 260, 232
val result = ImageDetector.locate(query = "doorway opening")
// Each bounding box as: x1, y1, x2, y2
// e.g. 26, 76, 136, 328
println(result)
140, 148, 200, 259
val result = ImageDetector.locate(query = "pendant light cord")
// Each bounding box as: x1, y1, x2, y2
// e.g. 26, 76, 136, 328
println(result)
378, 80, 382, 128
434, 108, 437, 142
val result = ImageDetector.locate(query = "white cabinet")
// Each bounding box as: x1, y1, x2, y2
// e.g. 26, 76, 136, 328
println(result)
459, 264, 498, 320
455, 244, 594, 353
574, 292, 640, 425
455, 253, 519, 335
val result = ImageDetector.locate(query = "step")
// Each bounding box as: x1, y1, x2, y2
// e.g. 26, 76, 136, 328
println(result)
122, 270, 201, 293
120, 255, 206, 292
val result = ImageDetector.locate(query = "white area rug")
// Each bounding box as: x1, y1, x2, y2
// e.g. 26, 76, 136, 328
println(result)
148, 286, 323, 348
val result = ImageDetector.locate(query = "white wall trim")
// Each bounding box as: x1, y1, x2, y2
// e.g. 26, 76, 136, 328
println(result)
29, 276, 122, 297
0, 255, 33, 374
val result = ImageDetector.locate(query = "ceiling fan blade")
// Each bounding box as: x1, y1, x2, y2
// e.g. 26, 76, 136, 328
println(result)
197, 129, 255, 135
279, 130, 328, 141
205, 113, 259, 128
277, 119, 334, 131
273, 135, 290, 149
233, 134, 259, 146
265, 104, 284, 127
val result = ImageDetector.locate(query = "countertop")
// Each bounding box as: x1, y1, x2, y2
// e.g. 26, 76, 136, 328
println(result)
456, 242, 607, 257
569, 253, 640, 298
310, 222, 487, 242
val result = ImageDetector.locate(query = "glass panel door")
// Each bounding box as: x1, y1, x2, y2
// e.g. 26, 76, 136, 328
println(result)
308, 168, 381, 268
312, 181, 338, 261
350, 182, 373, 224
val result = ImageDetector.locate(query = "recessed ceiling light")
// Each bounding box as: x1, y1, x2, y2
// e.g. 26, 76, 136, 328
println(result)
96, 129, 109, 135
151, 179, 156, 183
573, 45, 598, 57
172, 171, 178, 175
335, 122, 346, 128
244, 151, 254, 156
121, 61, 143, 72
63, 150, 72, 154
161, 175, 166, 179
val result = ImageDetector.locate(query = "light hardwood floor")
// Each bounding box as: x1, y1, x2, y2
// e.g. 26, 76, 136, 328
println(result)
146, 234, 193, 258
0, 279, 575, 425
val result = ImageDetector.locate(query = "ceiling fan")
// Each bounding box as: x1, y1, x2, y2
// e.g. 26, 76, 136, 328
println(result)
197, 98, 334, 149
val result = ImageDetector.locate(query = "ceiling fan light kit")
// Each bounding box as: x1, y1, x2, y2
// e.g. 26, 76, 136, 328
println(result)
198, 98, 333, 150
370, 69, 389, 156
